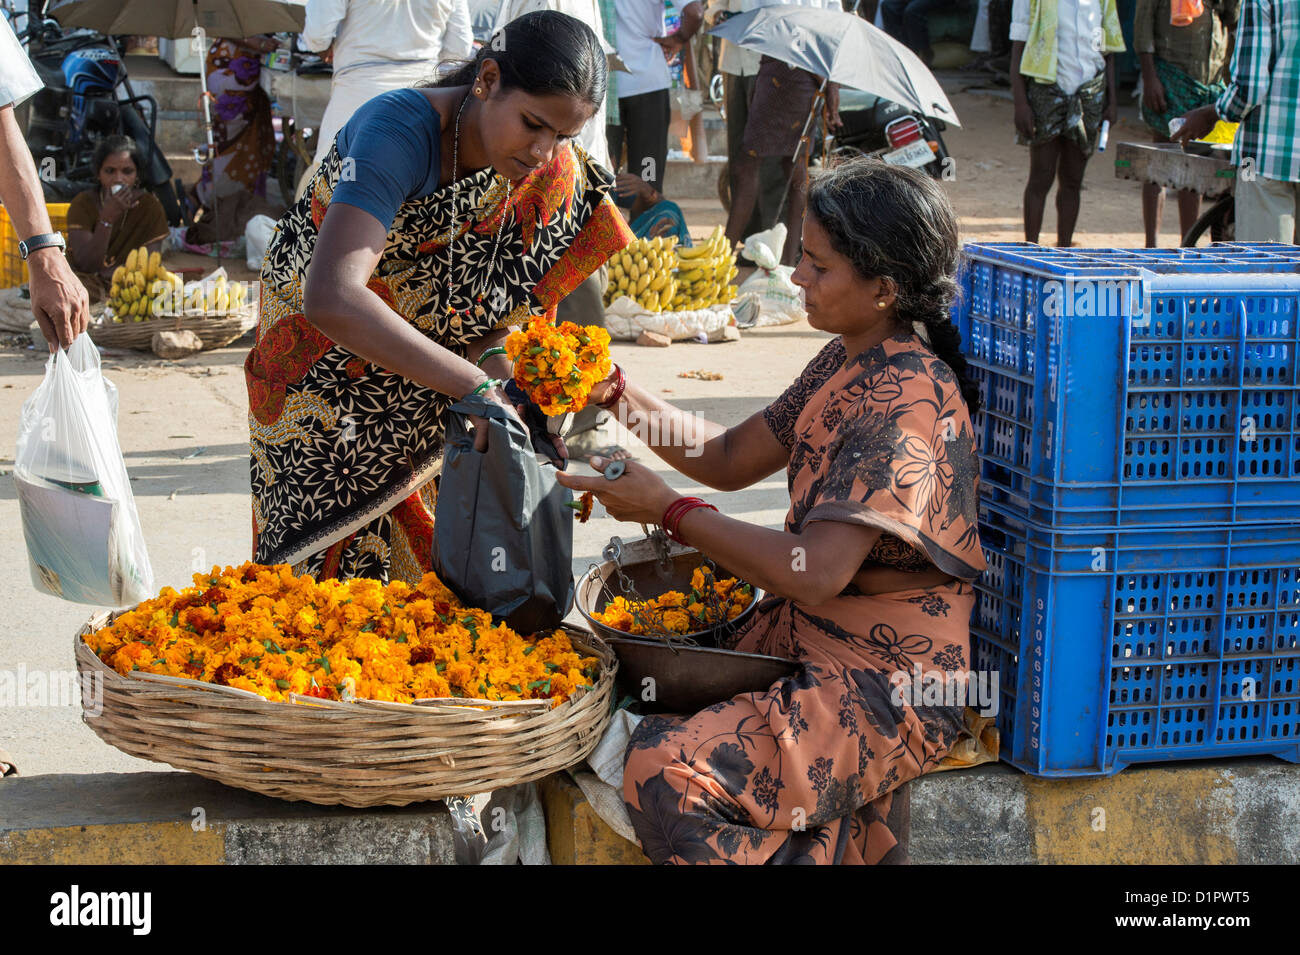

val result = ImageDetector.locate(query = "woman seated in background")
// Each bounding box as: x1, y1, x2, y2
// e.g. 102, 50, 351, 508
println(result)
65, 135, 169, 303
558, 158, 985, 865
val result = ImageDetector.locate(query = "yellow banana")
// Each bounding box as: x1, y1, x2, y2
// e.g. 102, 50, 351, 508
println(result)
649, 272, 667, 292
125, 249, 138, 272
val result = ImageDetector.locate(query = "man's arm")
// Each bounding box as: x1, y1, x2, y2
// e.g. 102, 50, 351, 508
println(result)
1215, 0, 1271, 122
1133, 0, 1157, 57
300, 0, 347, 53
1009, 0, 1034, 138
654, 1, 704, 56
442, 0, 474, 62
0, 104, 87, 349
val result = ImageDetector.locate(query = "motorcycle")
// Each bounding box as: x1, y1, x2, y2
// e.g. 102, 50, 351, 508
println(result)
714, 84, 953, 215
820, 86, 952, 179
11, 2, 185, 225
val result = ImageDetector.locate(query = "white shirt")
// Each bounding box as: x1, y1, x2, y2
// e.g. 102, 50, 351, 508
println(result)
491, 0, 611, 169
1010, 0, 1105, 95
614, 0, 671, 98
707, 0, 844, 78
0, 14, 41, 109
300, 0, 475, 77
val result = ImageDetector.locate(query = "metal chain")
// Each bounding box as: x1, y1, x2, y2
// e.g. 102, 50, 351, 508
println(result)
596, 536, 699, 650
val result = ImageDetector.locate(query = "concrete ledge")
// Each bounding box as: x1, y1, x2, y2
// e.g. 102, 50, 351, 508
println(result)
913, 757, 1300, 865
663, 157, 726, 201
0, 773, 456, 864
538, 774, 649, 865
6, 758, 1295, 864
540, 757, 1300, 865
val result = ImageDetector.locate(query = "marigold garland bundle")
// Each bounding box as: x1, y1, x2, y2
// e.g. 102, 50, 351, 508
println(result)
505, 318, 612, 415
83, 563, 600, 707
593, 565, 754, 636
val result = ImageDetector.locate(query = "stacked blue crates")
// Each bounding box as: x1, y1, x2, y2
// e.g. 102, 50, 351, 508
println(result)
954, 242, 1300, 775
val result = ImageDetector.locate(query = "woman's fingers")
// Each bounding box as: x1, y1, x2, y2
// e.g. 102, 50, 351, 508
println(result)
553, 470, 603, 492
467, 413, 490, 451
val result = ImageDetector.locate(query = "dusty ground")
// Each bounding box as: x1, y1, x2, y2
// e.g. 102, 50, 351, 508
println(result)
0, 84, 1176, 776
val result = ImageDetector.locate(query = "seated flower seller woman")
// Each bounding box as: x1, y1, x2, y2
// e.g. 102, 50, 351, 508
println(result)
65, 134, 169, 304
557, 158, 986, 865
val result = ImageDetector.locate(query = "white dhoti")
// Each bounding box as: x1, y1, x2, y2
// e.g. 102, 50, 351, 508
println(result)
312, 60, 442, 165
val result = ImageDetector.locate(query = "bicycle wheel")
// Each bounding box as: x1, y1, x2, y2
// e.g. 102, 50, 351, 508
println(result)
1182, 194, 1234, 246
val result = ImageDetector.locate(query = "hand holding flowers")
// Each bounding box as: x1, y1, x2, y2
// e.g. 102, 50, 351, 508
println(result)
505, 318, 612, 416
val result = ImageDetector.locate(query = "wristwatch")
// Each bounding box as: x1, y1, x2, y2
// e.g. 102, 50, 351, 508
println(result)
18, 232, 66, 260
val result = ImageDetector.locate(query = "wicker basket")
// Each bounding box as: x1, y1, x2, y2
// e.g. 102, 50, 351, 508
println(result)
89, 304, 258, 352
75, 616, 617, 807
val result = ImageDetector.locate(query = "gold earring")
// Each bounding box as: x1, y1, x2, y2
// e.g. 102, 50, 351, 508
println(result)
876, 300, 887, 309
475, 86, 482, 95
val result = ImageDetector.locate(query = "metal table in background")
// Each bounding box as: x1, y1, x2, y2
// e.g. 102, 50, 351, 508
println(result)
1113, 140, 1237, 245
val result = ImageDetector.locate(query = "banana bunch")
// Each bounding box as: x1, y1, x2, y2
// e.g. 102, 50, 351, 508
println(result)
605, 235, 680, 312
180, 273, 246, 314
669, 225, 739, 311
107, 246, 183, 323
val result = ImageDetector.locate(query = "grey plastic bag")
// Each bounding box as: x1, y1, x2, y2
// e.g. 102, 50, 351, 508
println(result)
434, 394, 575, 635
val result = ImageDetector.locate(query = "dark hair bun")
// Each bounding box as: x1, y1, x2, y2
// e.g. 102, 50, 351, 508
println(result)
805, 157, 980, 414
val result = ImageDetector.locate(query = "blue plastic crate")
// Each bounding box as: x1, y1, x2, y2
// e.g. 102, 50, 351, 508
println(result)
952, 242, 1300, 527
972, 500, 1300, 776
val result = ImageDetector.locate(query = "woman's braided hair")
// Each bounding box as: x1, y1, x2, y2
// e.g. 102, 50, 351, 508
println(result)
805, 156, 980, 414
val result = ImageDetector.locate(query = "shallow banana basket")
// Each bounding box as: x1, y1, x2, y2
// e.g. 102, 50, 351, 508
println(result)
75, 614, 617, 807
88, 303, 258, 352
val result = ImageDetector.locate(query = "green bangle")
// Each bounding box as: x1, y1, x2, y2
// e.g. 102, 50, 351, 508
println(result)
471, 377, 502, 397
475, 346, 508, 368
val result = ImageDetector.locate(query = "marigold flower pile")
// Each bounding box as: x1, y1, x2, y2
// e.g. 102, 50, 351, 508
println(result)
505, 318, 612, 415
84, 563, 600, 707
593, 565, 754, 636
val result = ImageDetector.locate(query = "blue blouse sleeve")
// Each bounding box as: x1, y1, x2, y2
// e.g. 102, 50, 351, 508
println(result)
328, 89, 442, 229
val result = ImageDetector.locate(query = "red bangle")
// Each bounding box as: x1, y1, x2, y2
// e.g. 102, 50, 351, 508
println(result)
597, 363, 626, 408
660, 496, 700, 536
669, 501, 717, 544
661, 496, 717, 544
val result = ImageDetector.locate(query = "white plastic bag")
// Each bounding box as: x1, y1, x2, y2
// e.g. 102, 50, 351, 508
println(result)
737, 223, 805, 327
603, 296, 734, 341
245, 214, 276, 272
13, 336, 154, 607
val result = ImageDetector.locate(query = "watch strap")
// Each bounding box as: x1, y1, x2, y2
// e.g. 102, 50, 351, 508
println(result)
19, 232, 66, 259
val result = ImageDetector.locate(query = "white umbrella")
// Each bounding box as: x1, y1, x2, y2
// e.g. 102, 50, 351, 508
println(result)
708, 5, 960, 126
48, 0, 306, 39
